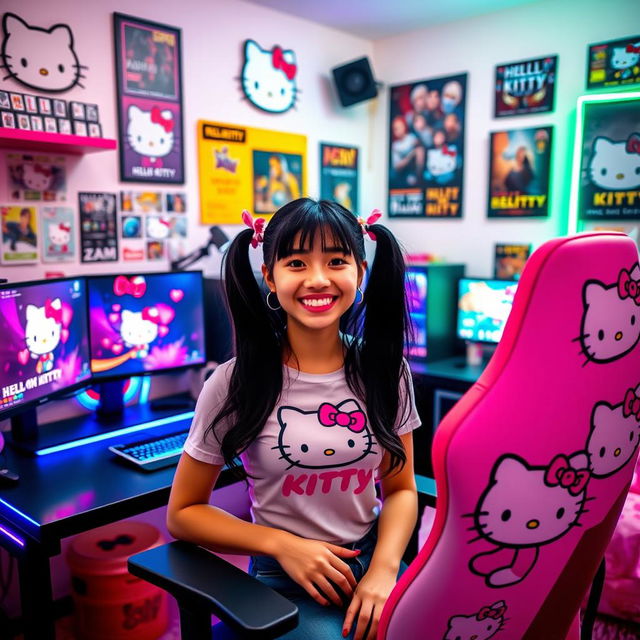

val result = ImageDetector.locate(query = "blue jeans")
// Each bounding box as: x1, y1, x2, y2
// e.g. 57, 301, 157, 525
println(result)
214, 521, 406, 639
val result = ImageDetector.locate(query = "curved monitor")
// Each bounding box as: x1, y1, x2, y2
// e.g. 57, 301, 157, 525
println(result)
87, 271, 206, 382
457, 277, 518, 344
0, 277, 91, 420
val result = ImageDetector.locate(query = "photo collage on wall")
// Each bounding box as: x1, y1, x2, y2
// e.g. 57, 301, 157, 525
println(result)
113, 13, 185, 184
119, 190, 188, 262
388, 73, 467, 219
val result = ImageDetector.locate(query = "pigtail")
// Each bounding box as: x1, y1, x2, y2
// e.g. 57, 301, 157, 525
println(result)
356, 223, 411, 474
206, 228, 283, 478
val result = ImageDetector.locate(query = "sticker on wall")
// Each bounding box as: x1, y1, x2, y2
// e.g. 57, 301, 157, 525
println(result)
197, 120, 306, 224
494, 55, 557, 117
41, 206, 75, 262
575, 93, 640, 222
494, 243, 531, 280
587, 35, 640, 90
7, 154, 66, 202
240, 39, 298, 113
113, 13, 185, 184
1, 205, 38, 264
0, 12, 87, 92
78, 192, 118, 263
319, 143, 359, 214
487, 126, 552, 218
388, 74, 467, 218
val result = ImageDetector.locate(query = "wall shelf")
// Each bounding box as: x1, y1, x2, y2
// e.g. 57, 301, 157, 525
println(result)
0, 128, 117, 154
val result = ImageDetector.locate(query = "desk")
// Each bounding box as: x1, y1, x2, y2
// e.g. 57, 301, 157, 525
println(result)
0, 411, 235, 640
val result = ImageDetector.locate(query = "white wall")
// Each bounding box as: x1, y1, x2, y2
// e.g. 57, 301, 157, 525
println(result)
370, 0, 639, 276
0, 0, 374, 282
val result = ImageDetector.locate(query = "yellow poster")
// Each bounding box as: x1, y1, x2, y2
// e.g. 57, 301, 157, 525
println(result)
198, 120, 307, 224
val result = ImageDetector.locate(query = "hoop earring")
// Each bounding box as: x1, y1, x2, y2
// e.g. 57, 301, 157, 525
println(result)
266, 291, 281, 311
355, 287, 363, 305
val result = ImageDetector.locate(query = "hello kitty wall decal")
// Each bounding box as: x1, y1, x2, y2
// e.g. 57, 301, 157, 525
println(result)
0, 12, 87, 93
240, 39, 299, 113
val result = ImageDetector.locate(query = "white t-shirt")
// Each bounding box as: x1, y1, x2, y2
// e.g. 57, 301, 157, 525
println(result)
184, 359, 421, 544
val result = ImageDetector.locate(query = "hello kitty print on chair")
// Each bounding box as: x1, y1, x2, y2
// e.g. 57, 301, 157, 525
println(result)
377, 232, 640, 639
1, 12, 86, 92
240, 39, 298, 113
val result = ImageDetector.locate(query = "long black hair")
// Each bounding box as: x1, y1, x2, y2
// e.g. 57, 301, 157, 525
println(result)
206, 198, 413, 478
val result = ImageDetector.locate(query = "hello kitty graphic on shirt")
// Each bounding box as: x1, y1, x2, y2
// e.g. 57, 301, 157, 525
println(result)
443, 601, 507, 640
127, 105, 175, 169
587, 385, 640, 478
1, 13, 85, 92
276, 399, 376, 470
24, 298, 67, 374
577, 263, 640, 364
240, 39, 298, 113
589, 135, 640, 191
468, 452, 590, 588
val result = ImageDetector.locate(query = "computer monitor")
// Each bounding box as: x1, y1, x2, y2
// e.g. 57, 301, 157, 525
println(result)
405, 268, 428, 359
87, 271, 206, 383
457, 277, 518, 344
0, 277, 91, 422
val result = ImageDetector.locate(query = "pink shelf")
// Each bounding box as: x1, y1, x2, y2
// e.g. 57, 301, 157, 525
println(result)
0, 128, 117, 154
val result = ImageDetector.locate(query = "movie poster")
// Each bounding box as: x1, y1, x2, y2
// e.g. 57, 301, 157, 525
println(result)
319, 144, 359, 213
1, 205, 38, 264
388, 74, 467, 219
7, 153, 66, 201
578, 97, 640, 221
494, 56, 557, 117
40, 206, 75, 262
488, 126, 553, 218
587, 35, 640, 89
197, 120, 307, 224
494, 243, 531, 280
78, 192, 119, 263
113, 13, 184, 184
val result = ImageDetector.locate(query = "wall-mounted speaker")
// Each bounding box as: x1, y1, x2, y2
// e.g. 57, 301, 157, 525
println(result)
331, 57, 378, 107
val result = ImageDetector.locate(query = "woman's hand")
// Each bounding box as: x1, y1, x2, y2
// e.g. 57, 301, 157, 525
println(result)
342, 565, 397, 640
272, 532, 359, 607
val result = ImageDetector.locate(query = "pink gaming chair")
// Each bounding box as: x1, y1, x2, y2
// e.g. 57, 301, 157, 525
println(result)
129, 232, 640, 640
380, 232, 640, 640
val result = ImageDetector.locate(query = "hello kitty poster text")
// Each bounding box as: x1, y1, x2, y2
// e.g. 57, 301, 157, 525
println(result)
114, 13, 184, 184
578, 96, 640, 221
587, 35, 640, 89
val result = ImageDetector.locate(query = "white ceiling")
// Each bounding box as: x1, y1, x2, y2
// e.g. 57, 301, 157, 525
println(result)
243, 0, 543, 40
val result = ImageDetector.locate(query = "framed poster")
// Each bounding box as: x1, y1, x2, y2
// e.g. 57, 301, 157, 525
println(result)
113, 13, 184, 184
41, 206, 76, 262
319, 143, 359, 214
494, 243, 531, 280
572, 92, 640, 223
587, 36, 640, 90
494, 56, 557, 117
78, 192, 118, 263
197, 120, 307, 224
388, 73, 467, 218
1, 205, 38, 264
487, 126, 553, 218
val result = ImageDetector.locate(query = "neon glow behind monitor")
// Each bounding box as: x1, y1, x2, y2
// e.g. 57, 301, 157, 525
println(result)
0, 277, 91, 420
87, 271, 206, 381
457, 278, 518, 344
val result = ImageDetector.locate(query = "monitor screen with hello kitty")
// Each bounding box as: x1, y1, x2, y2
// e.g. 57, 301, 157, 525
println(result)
87, 271, 206, 381
0, 277, 91, 419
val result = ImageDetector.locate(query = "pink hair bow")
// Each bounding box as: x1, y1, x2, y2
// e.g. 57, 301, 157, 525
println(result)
477, 605, 506, 620
623, 388, 640, 421
114, 275, 146, 298
357, 209, 382, 241
44, 298, 62, 324
141, 306, 161, 325
150, 107, 174, 133
618, 267, 640, 305
544, 454, 590, 496
242, 210, 266, 248
626, 133, 640, 155
318, 402, 366, 433
272, 46, 297, 80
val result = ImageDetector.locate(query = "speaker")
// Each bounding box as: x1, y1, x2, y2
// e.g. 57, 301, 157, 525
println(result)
331, 57, 378, 107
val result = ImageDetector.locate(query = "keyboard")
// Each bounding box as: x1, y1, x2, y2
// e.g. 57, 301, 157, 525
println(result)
109, 429, 190, 471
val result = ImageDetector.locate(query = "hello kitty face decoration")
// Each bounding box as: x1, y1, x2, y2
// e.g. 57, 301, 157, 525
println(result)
1, 12, 86, 92
589, 135, 640, 191
578, 263, 640, 364
240, 39, 298, 113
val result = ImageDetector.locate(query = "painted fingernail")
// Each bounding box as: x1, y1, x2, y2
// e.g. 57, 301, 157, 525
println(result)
342, 629, 348, 638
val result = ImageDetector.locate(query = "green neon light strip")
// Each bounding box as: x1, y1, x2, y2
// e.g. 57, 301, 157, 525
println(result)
568, 90, 640, 235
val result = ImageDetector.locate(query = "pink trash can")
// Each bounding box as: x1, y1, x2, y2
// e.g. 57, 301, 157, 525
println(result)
67, 520, 169, 640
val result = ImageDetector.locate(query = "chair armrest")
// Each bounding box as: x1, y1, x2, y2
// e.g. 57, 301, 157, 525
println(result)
128, 540, 298, 638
